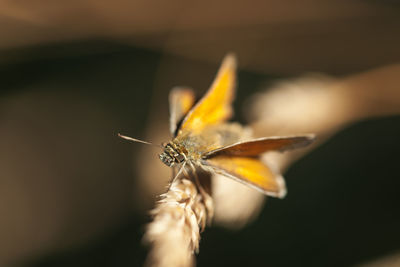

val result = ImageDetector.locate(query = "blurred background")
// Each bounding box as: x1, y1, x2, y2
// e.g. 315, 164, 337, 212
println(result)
1, 0, 400, 266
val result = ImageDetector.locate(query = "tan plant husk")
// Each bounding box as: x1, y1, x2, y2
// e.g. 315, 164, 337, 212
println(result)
143, 170, 212, 267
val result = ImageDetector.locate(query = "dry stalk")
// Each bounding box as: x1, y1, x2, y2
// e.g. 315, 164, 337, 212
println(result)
143, 173, 212, 267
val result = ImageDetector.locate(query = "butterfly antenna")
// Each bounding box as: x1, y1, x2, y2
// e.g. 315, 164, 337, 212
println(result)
118, 133, 161, 147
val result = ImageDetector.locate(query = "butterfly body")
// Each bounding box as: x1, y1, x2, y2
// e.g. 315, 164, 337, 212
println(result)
160, 122, 246, 167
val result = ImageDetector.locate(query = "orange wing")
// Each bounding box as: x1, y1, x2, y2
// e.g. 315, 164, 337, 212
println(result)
177, 54, 236, 135
202, 156, 286, 198
202, 135, 315, 158
169, 87, 195, 136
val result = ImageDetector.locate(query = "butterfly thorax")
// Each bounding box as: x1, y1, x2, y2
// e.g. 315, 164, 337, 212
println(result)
160, 123, 247, 167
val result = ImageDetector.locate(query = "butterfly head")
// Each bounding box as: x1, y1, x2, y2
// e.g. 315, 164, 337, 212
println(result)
159, 142, 186, 167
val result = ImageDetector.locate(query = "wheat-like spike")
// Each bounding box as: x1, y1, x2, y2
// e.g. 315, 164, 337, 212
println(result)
143, 177, 212, 267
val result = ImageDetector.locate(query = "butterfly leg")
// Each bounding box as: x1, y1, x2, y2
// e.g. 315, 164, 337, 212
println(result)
187, 161, 214, 227
171, 166, 176, 180
169, 161, 187, 186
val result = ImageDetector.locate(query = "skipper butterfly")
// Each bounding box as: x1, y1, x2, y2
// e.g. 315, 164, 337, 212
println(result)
120, 54, 314, 198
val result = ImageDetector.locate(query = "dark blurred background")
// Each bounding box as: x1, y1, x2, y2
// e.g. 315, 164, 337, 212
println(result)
1, 1, 400, 266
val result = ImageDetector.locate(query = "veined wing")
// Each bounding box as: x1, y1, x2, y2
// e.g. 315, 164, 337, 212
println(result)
202, 156, 286, 198
202, 135, 315, 159
176, 54, 236, 136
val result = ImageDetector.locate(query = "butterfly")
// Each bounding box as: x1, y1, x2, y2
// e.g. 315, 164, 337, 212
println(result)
120, 54, 314, 198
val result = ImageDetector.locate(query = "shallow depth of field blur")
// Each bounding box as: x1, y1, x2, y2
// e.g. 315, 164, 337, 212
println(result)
1, 1, 400, 266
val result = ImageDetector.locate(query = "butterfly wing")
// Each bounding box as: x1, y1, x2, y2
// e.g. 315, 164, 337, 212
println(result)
176, 54, 236, 135
202, 135, 315, 158
169, 87, 195, 136
201, 135, 315, 197
202, 156, 286, 198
